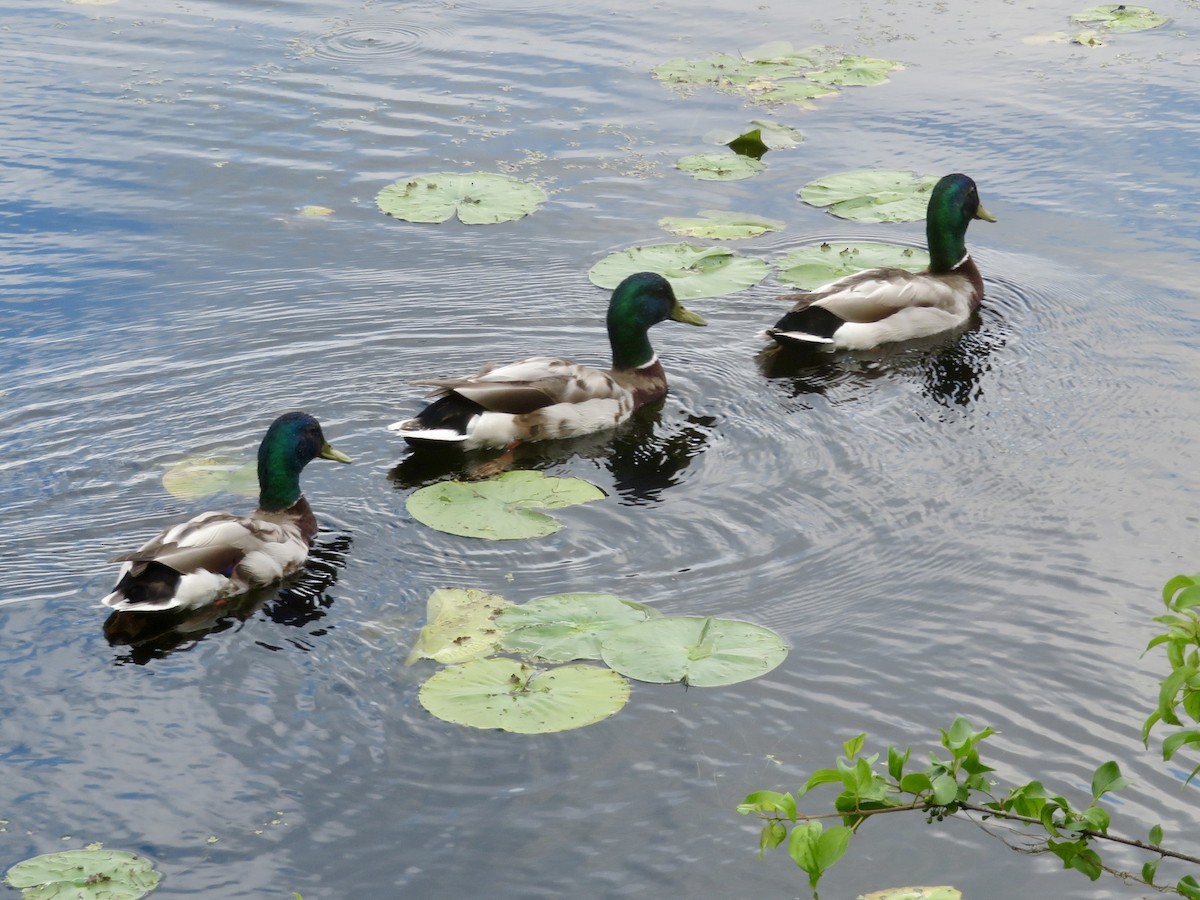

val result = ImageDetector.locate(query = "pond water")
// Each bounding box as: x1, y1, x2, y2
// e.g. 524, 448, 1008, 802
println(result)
3, 0, 1200, 896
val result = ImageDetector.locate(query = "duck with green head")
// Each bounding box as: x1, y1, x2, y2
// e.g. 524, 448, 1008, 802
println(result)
765, 173, 997, 351
389, 272, 706, 450
101, 412, 351, 613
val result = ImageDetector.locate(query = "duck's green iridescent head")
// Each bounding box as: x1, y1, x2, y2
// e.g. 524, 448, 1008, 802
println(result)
257, 411, 351, 511
606, 272, 706, 370
925, 173, 996, 274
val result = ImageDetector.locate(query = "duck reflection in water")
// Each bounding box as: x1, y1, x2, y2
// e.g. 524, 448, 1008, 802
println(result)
756, 314, 1002, 410
388, 400, 715, 506
104, 532, 352, 665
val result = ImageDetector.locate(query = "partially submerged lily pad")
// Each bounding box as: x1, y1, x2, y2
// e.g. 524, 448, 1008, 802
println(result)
162, 455, 257, 500
4, 849, 161, 900
406, 471, 605, 540
418, 657, 630, 733
1069, 4, 1168, 31
676, 152, 766, 181
706, 121, 805, 152
807, 55, 904, 86
799, 169, 938, 223
589, 242, 768, 299
297, 205, 334, 217
376, 173, 546, 225
776, 241, 929, 290
601, 616, 789, 687
497, 593, 661, 662
751, 81, 838, 104
858, 888, 962, 900
406, 588, 511, 665
659, 210, 786, 241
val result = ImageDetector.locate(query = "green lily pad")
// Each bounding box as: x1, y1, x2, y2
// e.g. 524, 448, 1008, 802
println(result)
706, 121, 805, 151
653, 53, 748, 89
752, 81, 838, 104
406, 588, 512, 665
406, 471, 605, 540
4, 849, 161, 900
162, 455, 257, 500
1069, 4, 1168, 32
600, 616, 789, 687
375, 172, 546, 225
799, 169, 938, 223
776, 241, 929, 290
418, 657, 630, 733
726, 129, 769, 160
497, 593, 661, 662
1072, 31, 1106, 46
589, 243, 768, 300
858, 888, 962, 900
659, 210, 786, 241
676, 152, 766, 181
807, 55, 903, 86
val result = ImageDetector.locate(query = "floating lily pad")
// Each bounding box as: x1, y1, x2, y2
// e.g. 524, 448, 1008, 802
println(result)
497, 593, 661, 662
807, 55, 904, 86
776, 241, 929, 290
589, 243, 768, 300
1072, 31, 1106, 46
799, 169, 938, 223
4, 849, 161, 900
654, 42, 853, 107
375, 173, 546, 225
752, 81, 838, 104
418, 657, 630, 733
858, 888, 962, 900
406, 588, 512, 665
1070, 4, 1168, 31
706, 121, 805, 151
659, 210, 786, 241
162, 455, 257, 500
676, 152, 766, 181
600, 616, 789, 687
406, 471, 605, 540
297, 205, 334, 217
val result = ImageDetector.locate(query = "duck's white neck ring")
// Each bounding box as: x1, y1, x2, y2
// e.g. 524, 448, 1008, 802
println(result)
951, 252, 971, 270
636, 354, 659, 370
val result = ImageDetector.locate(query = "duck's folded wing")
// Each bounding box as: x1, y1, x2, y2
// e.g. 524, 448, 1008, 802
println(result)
415, 357, 618, 413
110, 513, 292, 576
784, 269, 961, 323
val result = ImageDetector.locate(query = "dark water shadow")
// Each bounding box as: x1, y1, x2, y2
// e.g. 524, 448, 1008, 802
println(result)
386, 402, 715, 504
102, 532, 353, 665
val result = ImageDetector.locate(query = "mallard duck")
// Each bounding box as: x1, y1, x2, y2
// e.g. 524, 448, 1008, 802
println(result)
101, 412, 351, 613
765, 173, 996, 351
388, 271, 707, 450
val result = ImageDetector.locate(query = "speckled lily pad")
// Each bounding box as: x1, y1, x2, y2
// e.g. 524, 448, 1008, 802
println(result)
589, 243, 768, 299
376, 172, 546, 224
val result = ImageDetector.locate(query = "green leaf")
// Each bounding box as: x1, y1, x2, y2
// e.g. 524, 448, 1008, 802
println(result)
658, 210, 785, 241
1143, 858, 1160, 885
843, 733, 866, 759
762, 820, 788, 852
1179, 875, 1200, 900
1149, 823, 1163, 845
798, 767, 845, 797
1090, 760, 1131, 799
1162, 729, 1200, 761
739, 790, 797, 819
888, 745, 911, 781
799, 169, 939, 223
600, 616, 789, 686
406, 471, 605, 540
776, 241, 929, 290
787, 822, 851, 889
1157, 664, 1198, 726
405, 587, 511, 665
1070, 4, 1169, 32
807, 54, 903, 86
4, 849, 161, 900
162, 454, 258, 500
418, 657, 630, 733
496, 593, 660, 662
375, 172, 546, 225
1164, 575, 1198, 606
726, 129, 770, 159
706, 120, 805, 151
899, 772, 933, 795
588, 242, 768, 299
676, 152, 766, 181
930, 774, 959, 806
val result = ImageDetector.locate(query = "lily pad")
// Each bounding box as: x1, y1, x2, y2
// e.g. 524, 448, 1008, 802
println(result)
418, 657, 630, 733
162, 455, 257, 500
497, 593, 661, 662
375, 172, 546, 225
706, 121, 805, 151
1069, 4, 1168, 32
659, 210, 786, 241
799, 169, 938, 223
600, 616, 789, 687
589, 243, 768, 300
4, 849, 161, 900
406, 588, 512, 665
676, 152, 766, 181
776, 241, 929, 290
297, 205, 334, 217
807, 55, 903, 86
751, 81, 838, 104
858, 888, 962, 900
406, 470, 605, 540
